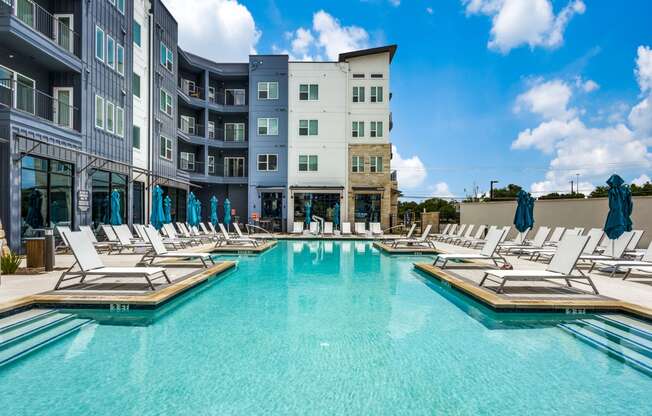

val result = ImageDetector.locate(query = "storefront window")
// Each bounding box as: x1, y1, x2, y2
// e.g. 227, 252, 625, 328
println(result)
160, 186, 187, 223
293, 193, 340, 223
133, 181, 145, 225
20, 156, 73, 237
91, 170, 127, 228
354, 194, 382, 224
261, 192, 282, 219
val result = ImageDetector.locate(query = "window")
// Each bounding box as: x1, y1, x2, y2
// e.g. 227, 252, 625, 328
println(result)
160, 89, 172, 116
117, 0, 125, 14
208, 156, 215, 174
352, 156, 364, 173
370, 121, 383, 138
160, 42, 173, 72
133, 125, 141, 149
370, 156, 383, 173
208, 87, 216, 102
257, 81, 278, 100
95, 95, 104, 129
160, 136, 172, 160
106, 36, 115, 69
352, 121, 364, 138
299, 120, 318, 136
299, 155, 318, 172
224, 157, 245, 177
225, 123, 245, 142
208, 121, 215, 139
116, 106, 124, 137
257, 118, 278, 136
352, 73, 365, 78
299, 84, 318, 100
105, 101, 115, 133
258, 154, 278, 171
117, 44, 124, 75
95, 26, 104, 61
180, 152, 195, 171
352, 86, 365, 103
370, 73, 384, 78
133, 73, 141, 98
133, 21, 141, 47
180, 115, 196, 135
370, 86, 383, 103
225, 89, 246, 106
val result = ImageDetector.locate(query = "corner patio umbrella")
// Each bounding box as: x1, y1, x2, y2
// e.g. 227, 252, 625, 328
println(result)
304, 200, 312, 226
195, 199, 202, 223
163, 195, 172, 224
187, 192, 198, 226
150, 185, 165, 230
109, 190, 122, 225
333, 202, 340, 229
223, 198, 231, 229
25, 189, 44, 229
513, 189, 534, 233
210, 196, 218, 226
604, 174, 633, 240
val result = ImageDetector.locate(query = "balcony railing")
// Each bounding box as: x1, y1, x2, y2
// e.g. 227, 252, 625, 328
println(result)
179, 118, 205, 137
0, 0, 81, 58
179, 79, 204, 100
0, 78, 79, 131
208, 90, 247, 107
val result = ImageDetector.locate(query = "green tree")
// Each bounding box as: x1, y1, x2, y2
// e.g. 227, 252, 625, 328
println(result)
589, 186, 609, 198
397, 198, 458, 222
539, 192, 585, 200
491, 184, 522, 200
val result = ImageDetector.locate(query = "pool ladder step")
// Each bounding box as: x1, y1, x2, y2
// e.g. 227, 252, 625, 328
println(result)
0, 310, 91, 366
558, 314, 652, 375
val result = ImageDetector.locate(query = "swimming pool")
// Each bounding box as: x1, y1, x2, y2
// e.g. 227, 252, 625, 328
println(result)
1, 240, 651, 415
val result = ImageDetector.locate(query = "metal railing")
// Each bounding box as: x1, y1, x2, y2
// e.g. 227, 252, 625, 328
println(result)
208, 90, 247, 107
0, 0, 81, 58
179, 118, 205, 137
179, 79, 204, 99
0, 78, 79, 131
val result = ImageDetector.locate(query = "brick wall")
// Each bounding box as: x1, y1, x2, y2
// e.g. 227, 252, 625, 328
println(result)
348, 143, 393, 229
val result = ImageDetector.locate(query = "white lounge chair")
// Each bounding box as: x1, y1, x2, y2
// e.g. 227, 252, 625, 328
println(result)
135, 224, 186, 249
588, 240, 652, 278
323, 222, 333, 235
309, 222, 319, 235
370, 222, 383, 236
480, 235, 598, 294
140, 227, 215, 268
583, 231, 635, 268
502, 226, 551, 255
55, 231, 170, 291
113, 224, 152, 252
78, 225, 117, 253
543, 227, 566, 247
291, 222, 304, 234
431, 224, 453, 241
164, 223, 200, 246
461, 225, 497, 248
217, 223, 258, 247
525, 228, 603, 262
433, 228, 507, 268
391, 225, 434, 249
341, 222, 352, 235
453, 225, 486, 246
354, 222, 366, 236
443, 224, 467, 243
449, 224, 476, 245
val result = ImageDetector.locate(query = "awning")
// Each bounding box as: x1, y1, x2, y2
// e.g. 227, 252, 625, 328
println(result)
256, 185, 286, 191
352, 186, 385, 192
289, 186, 345, 191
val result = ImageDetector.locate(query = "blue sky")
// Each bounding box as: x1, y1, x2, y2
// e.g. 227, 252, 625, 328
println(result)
164, 0, 652, 199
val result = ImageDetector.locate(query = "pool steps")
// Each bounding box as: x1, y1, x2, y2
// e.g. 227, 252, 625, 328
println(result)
0, 309, 91, 366
559, 314, 652, 375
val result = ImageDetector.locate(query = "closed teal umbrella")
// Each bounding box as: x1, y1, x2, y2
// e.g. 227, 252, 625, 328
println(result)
223, 198, 231, 228
150, 185, 165, 230
109, 190, 122, 225
210, 196, 218, 226
26, 189, 44, 229
195, 199, 202, 223
333, 202, 340, 228
604, 174, 633, 240
304, 200, 311, 226
187, 192, 198, 226
513, 189, 534, 233
163, 195, 172, 224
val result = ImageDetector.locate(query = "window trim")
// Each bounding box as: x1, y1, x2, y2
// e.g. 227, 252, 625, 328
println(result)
95, 26, 105, 62
117, 0, 125, 15
116, 43, 125, 76
133, 20, 141, 47
106, 35, 115, 70
224, 122, 246, 142
159, 88, 173, 117
352, 121, 364, 138
257, 117, 279, 136
94, 95, 105, 129
105, 101, 115, 134
257, 81, 279, 100
369, 156, 383, 173
224, 157, 246, 177
116, 106, 124, 138
257, 154, 278, 172
160, 42, 173, 73
370, 86, 383, 103
299, 83, 319, 101
370, 121, 383, 138
133, 73, 141, 99
352, 155, 364, 173
352, 86, 365, 103
208, 155, 215, 174
160, 135, 173, 161
299, 119, 318, 136
180, 151, 196, 171
298, 155, 318, 172
132, 125, 141, 150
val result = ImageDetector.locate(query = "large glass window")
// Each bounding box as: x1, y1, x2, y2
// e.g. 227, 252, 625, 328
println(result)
261, 192, 283, 220
133, 21, 141, 47
133, 181, 145, 225
225, 123, 245, 142
257, 154, 278, 171
370, 156, 383, 173
298, 155, 318, 172
370, 121, 383, 138
354, 194, 382, 224
95, 26, 104, 62
106, 36, 115, 69
225, 89, 246, 106
352, 121, 364, 138
370, 86, 383, 103
352, 156, 364, 173
299, 120, 318, 136
91, 170, 127, 229
352, 86, 365, 103
21, 156, 74, 237
293, 193, 340, 223
257, 118, 278, 136
160, 186, 187, 223
160, 42, 173, 72
299, 84, 318, 100
257, 82, 278, 100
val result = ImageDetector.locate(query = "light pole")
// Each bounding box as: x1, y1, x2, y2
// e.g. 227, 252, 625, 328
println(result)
576, 173, 580, 194
490, 180, 499, 201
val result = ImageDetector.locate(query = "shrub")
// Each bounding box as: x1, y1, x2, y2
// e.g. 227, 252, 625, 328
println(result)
1, 250, 22, 275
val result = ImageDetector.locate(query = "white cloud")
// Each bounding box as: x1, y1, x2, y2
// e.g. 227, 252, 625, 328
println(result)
514, 79, 575, 120
462, 0, 585, 53
635, 45, 652, 93
391, 145, 427, 189
582, 79, 599, 93
632, 174, 651, 186
281, 10, 370, 61
431, 182, 454, 198
389, 0, 401, 6
426, 7, 434, 15
162, 0, 260, 62
629, 97, 652, 138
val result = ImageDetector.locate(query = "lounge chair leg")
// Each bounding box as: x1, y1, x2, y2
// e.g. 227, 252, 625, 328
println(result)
200, 257, 207, 268
586, 277, 599, 295
479, 272, 488, 286
589, 262, 595, 273
622, 269, 631, 280
162, 270, 172, 284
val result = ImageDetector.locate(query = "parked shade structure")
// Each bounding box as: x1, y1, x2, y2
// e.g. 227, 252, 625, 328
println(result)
164, 195, 172, 224
210, 196, 218, 226
604, 174, 633, 240
223, 198, 232, 227
150, 185, 165, 230
109, 190, 122, 225
513, 189, 534, 233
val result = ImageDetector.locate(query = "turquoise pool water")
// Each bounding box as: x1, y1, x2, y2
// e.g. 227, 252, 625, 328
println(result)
1, 240, 651, 415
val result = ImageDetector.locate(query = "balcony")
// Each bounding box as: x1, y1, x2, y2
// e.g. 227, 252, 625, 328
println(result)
178, 79, 204, 101
208, 90, 248, 113
178, 117, 205, 138
0, 0, 82, 72
0, 78, 80, 135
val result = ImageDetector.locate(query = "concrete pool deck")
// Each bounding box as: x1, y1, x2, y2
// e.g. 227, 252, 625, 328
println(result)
413, 241, 652, 319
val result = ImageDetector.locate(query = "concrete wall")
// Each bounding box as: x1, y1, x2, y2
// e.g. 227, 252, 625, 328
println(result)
460, 197, 652, 248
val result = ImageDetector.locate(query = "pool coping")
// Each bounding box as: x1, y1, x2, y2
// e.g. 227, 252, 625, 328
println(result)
373, 241, 438, 254
0, 261, 236, 317
211, 240, 277, 253
414, 263, 652, 321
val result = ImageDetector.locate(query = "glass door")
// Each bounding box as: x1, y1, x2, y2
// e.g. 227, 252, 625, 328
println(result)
224, 157, 245, 177
16, 73, 35, 114
54, 14, 74, 53
16, 0, 35, 28
225, 89, 245, 106
53, 87, 73, 128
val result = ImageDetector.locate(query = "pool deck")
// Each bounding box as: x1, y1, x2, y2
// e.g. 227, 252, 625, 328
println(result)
373, 241, 438, 254
212, 239, 277, 253
0, 241, 240, 316
413, 241, 652, 320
